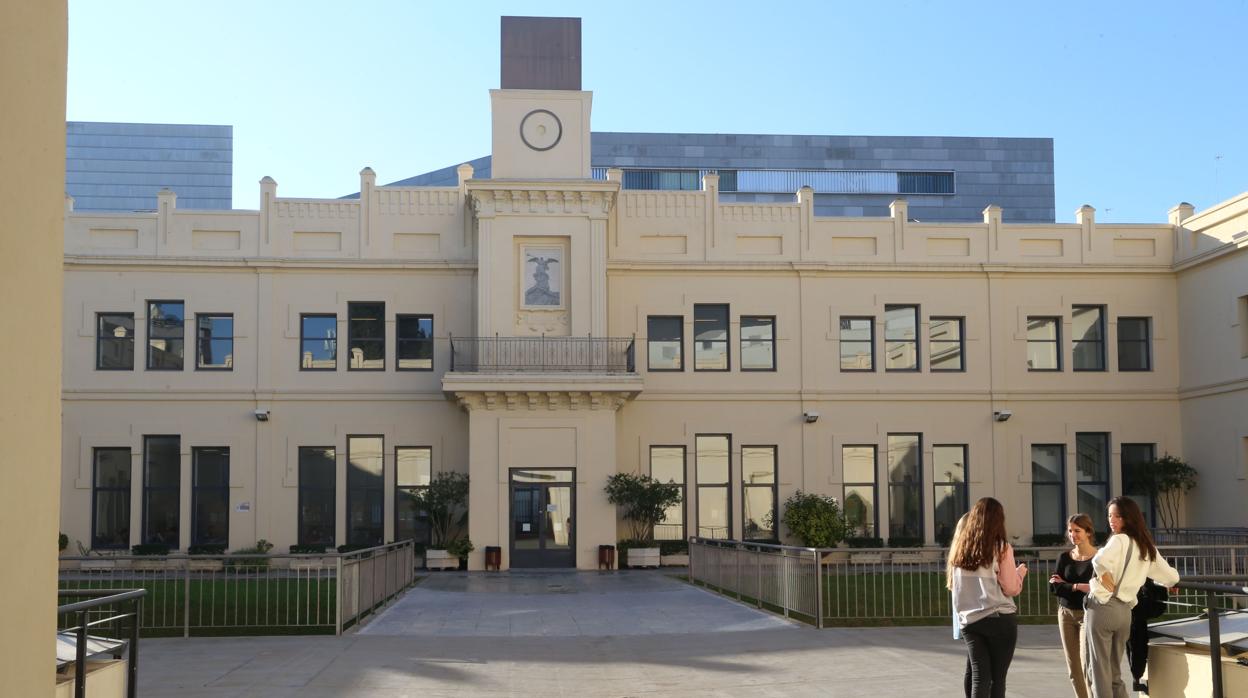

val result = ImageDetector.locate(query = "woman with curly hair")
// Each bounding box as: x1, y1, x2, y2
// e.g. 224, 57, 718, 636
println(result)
948, 497, 1028, 698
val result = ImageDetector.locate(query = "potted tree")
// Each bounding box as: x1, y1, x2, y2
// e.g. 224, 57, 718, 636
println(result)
412, 472, 470, 570
604, 473, 681, 569
780, 490, 849, 563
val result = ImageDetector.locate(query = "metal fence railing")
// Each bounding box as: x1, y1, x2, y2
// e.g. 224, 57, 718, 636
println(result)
689, 538, 1248, 629
449, 335, 636, 373
1154, 527, 1248, 547
58, 540, 415, 637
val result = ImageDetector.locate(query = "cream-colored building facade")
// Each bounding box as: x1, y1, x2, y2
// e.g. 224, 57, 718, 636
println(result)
58, 31, 1248, 571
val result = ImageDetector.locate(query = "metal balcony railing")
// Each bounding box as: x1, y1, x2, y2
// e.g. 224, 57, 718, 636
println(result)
450, 336, 636, 373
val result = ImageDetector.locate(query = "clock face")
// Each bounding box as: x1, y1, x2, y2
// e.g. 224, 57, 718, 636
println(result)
520, 109, 562, 151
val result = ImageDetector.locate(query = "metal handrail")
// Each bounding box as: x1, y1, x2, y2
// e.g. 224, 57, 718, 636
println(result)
449, 335, 637, 373
1171, 576, 1248, 698
57, 588, 146, 698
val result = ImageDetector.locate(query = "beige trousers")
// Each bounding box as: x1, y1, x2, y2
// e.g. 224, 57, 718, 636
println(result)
1057, 605, 1090, 698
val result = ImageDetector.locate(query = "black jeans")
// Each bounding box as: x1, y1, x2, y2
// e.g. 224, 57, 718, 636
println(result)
962, 613, 1019, 698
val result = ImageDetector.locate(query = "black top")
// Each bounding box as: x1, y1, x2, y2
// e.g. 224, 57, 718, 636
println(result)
1050, 551, 1095, 609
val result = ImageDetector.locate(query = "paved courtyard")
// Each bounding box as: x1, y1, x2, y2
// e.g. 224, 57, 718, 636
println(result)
138, 570, 1084, 697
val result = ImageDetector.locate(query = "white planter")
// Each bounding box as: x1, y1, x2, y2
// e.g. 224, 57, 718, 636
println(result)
628, 547, 660, 568
660, 553, 689, 567
425, 549, 460, 570
187, 558, 225, 572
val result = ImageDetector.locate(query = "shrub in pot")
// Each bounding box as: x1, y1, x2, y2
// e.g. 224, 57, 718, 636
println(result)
780, 490, 848, 548
410, 473, 470, 567
604, 473, 681, 568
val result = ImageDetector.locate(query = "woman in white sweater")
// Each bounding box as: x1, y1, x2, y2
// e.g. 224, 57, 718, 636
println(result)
1084, 496, 1181, 698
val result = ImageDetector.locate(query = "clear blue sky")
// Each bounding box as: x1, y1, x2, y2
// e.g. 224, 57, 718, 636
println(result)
68, 1, 1247, 221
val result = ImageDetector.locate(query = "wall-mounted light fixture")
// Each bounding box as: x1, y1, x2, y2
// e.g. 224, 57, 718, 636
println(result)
254, 409, 271, 422
803, 411, 820, 424
993, 409, 1012, 423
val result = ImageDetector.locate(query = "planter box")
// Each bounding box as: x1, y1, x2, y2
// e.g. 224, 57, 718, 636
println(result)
660, 553, 689, 567
821, 550, 851, 564
627, 547, 660, 568
849, 552, 883, 564
79, 559, 116, 572
425, 549, 460, 570
187, 558, 225, 572
289, 557, 335, 572
132, 558, 169, 572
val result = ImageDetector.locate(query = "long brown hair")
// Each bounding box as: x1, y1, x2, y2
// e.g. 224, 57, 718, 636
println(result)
950, 497, 1009, 571
1068, 513, 1095, 538
1109, 496, 1158, 561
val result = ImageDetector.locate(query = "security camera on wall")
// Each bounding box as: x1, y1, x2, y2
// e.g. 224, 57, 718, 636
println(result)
993, 409, 1013, 422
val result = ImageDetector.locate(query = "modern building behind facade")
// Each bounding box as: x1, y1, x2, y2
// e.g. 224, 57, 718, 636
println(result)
66, 121, 232, 211
58, 18, 1247, 570
389, 131, 1055, 223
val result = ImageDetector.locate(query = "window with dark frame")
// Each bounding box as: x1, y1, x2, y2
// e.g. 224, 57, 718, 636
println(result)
1027, 317, 1061, 371
298, 446, 336, 547
146, 300, 185, 370
884, 305, 920, 371
740, 316, 776, 371
1073, 305, 1107, 371
695, 434, 731, 539
932, 445, 968, 546
741, 446, 777, 542
1031, 444, 1066, 537
839, 317, 874, 371
1117, 317, 1152, 371
929, 317, 965, 371
347, 436, 384, 546
195, 314, 234, 370
842, 445, 878, 537
887, 434, 923, 541
347, 302, 385, 370
96, 313, 134, 370
647, 316, 683, 371
396, 315, 434, 370
1076, 432, 1111, 534
300, 314, 337, 370
92, 447, 131, 549
142, 435, 180, 547
694, 304, 729, 371
1121, 443, 1158, 528
395, 447, 432, 545
191, 447, 229, 547
650, 446, 686, 541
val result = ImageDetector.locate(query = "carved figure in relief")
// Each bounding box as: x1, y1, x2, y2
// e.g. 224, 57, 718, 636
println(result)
524, 253, 560, 306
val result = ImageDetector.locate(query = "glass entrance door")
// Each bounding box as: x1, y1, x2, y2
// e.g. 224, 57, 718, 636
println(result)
509, 469, 575, 568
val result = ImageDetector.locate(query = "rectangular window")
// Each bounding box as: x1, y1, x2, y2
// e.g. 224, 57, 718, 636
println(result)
1027, 317, 1061, 371
929, 317, 964, 371
842, 445, 878, 537
395, 447, 432, 545
195, 314, 234, 370
96, 313, 134, 370
740, 316, 776, 371
839, 317, 874, 371
884, 305, 919, 371
347, 302, 385, 370
142, 435, 180, 547
1073, 306, 1106, 371
347, 436, 384, 546
1117, 317, 1152, 371
92, 448, 131, 549
1121, 443, 1157, 528
1076, 433, 1111, 533
396, 315, 433, 370
1031, 444, 1066, 537
650, 446, 686, 541
146, 300, 185, 370
693, 304, 729, 371
647, 316, 683, 371
300, 314, 337, 370
932, 445, 968, 545
741, 446, 777, 541
887, 434, 923, 541
191, 447, 229, 547
695, 435, 731, 539
298, 447, 336, 547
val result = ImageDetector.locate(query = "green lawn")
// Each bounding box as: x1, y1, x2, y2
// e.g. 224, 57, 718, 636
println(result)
60, 576, 337, 637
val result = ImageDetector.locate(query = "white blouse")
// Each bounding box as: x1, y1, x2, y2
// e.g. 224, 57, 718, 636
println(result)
1089, 532, 1180, 606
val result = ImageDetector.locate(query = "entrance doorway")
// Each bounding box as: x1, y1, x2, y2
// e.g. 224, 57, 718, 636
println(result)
509, 468, 575, 568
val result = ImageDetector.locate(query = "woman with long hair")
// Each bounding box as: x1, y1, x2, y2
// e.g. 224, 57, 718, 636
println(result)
948, 497, 1028, 698
1048, 513, 1098, 698
1084, 496, 1180, 698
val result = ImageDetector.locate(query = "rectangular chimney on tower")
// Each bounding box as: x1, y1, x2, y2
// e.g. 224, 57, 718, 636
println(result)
500, 16, 581, 90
